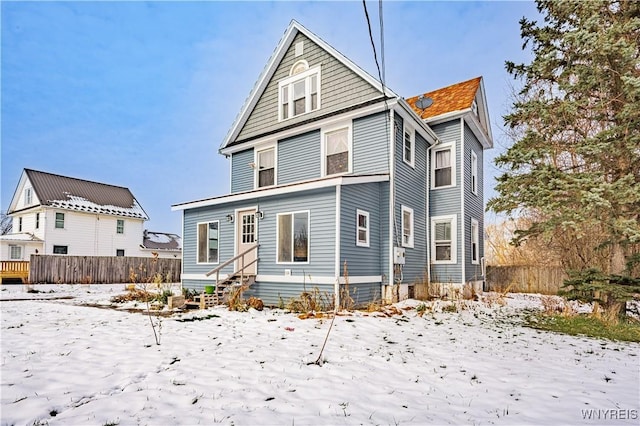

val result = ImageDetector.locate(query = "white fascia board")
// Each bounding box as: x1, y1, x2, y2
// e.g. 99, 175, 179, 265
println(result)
463, 112, 493, 149
395, 100, 438, 145
220, 99, 393, 156
7, 170, 28, 214
220, 20, 396, 152
180, 273, 381, 285
291, 20, 397, 99
220, 23, 298, 151
172, 174, 389, 211
425, 109, 492, 149
477, 77, 493, 141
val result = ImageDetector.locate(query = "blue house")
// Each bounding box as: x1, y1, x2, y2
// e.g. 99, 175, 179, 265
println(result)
172, 21, 493, 305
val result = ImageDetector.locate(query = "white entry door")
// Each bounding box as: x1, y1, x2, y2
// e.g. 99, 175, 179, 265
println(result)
236, 209, 257, 275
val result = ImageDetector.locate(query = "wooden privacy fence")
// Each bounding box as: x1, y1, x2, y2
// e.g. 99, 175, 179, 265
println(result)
485, 265, 567, 295
29, 255, 181, 284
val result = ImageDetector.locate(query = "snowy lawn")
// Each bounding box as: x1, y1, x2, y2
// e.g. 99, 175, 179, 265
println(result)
1, 284, 638, 425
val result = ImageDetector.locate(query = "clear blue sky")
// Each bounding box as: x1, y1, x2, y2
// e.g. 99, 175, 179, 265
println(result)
1, 1, 538, 236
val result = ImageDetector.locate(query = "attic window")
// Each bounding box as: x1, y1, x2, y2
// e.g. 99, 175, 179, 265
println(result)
471, 99, 478, 116
24, 188, 32, 205
290, 60, 308, 75
279, 65, 321, 121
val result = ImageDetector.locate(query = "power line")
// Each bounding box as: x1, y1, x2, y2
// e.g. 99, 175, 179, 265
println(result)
362, 0, 385, 94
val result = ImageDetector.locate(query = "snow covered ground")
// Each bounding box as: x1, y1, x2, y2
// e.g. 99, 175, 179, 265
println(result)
1, 284, 638, 425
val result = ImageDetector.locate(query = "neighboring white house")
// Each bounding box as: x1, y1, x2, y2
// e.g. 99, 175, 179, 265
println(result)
1, 169, 179, 260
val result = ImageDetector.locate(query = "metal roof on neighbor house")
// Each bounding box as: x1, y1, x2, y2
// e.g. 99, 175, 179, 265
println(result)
21, 169, 149, 219
141, 231, 181, 251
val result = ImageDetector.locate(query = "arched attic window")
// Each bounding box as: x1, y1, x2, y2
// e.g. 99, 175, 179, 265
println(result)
279, 60, 320, 121
290, 60, 309, 76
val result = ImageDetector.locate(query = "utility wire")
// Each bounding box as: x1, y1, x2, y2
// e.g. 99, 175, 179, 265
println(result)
379, 0, 385, 85
362, 0, 385, 94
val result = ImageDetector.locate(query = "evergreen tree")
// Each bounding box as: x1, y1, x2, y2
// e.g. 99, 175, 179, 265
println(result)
489, 0, 640, 275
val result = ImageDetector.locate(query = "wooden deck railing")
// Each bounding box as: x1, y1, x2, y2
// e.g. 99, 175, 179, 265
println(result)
206, 244, 258, 287
0, 261, 30, 283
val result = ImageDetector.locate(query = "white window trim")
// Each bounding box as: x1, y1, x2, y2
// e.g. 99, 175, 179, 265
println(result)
9, 244, 23, 260
55, 212, 65, 229
431, 142, 456, 189
196, 220, 220, 265
116, 219, 125, 234
401, 205, 414, 248
471, 150, 478, 196
278, 65, 321, 122
18, 217, 23, 232
289, 59, 309, 75
320, 121, 353, 177
35, 212, 40, 229
276, 210, 310, 265
431, 214, 457, 264
403, 124, 415, 168
471, 218, 480, 265
254, 144, 277, 189
24, 188, 32, 206
356, 209, 370, 248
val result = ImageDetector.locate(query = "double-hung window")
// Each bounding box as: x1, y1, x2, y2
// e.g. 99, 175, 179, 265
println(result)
197, 221, 219, 264
432, 144, 454, 188
278, 64, 320, 121
18, 217, 23, 232
256, 147, 275, 188
24, 188, 32, 205
35, 213, 40, 229
116, 219, 124, 234
9, 245, 22, 260
277, 211, 309, 263
55, 212, 65, 229
471, 218, 480, 264
471, 150, 478, 195
432, 215, 457, 263
323, 124, 351, 176
356, 210, 370, 247
403, 125, 414, 167
401, 206, 414, 248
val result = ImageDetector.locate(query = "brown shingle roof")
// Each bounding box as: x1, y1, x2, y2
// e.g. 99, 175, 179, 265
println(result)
406, 76, 481, 120
23, 169, 148, 219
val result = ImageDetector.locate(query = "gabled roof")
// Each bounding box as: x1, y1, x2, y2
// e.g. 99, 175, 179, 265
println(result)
9, 169, 148, 219
406, 77, 481, 120
141, 231, 182, 251
406, 76, 493, 148
220, 20, 397, 151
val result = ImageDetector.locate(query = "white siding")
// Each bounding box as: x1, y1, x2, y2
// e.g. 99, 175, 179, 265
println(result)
43, 209, 144, 256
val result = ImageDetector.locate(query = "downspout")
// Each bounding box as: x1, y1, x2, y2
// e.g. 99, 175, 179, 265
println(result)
334, 185, 341, 309
460, 117, 466, 287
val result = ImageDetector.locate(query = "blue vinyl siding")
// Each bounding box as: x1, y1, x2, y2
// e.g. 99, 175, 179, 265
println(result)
379, 182, 390, 284
353, 111, 390, 175
344, 282, 382, 306
183, 205, 238, 276
277, 130, 321, 184
231, 149, 254, 193
464, 123, 485, 281
393, 115, 428, 285
340, 182, 382, 277
252, 187, 336, 277
244, 282, 334, 307
429, 120, 463, 284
